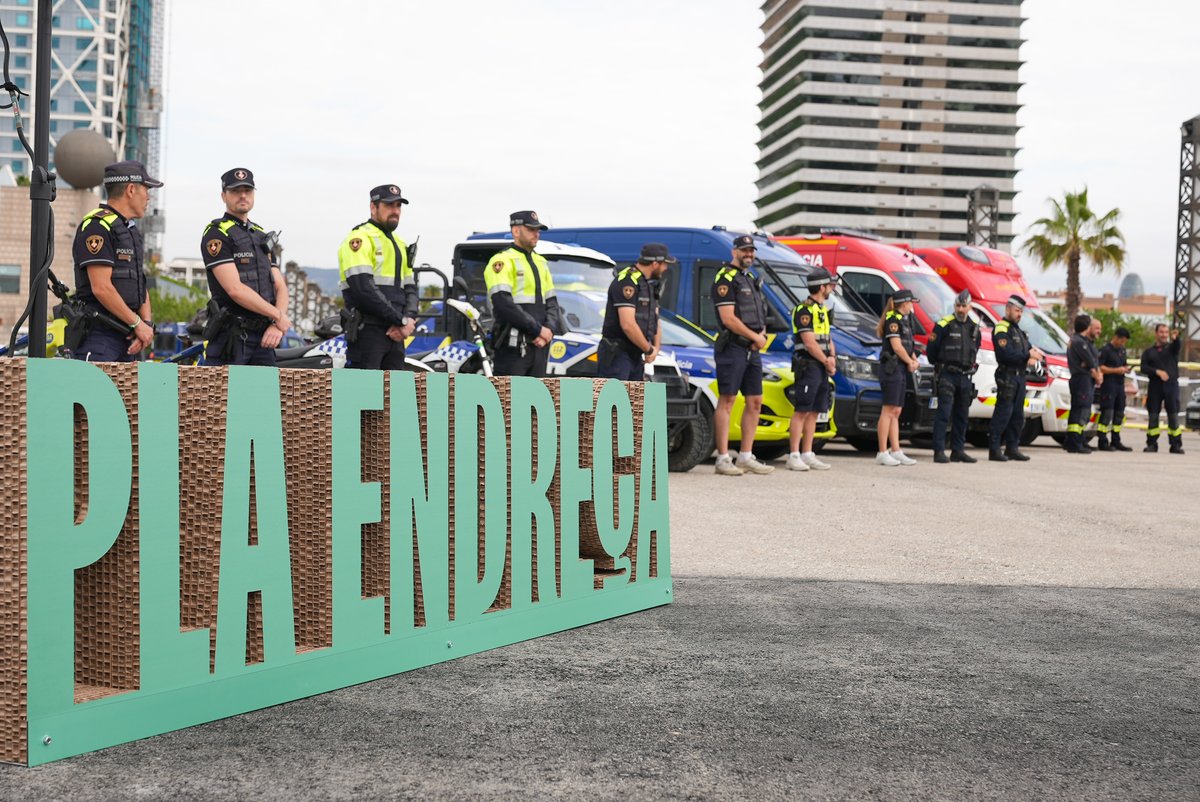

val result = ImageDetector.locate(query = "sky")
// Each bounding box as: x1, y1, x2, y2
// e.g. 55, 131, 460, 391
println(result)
159, 0, 1199, 297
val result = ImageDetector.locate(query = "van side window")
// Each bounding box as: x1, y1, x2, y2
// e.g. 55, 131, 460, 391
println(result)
842, 271, 889, 316
696, 262, 721, 330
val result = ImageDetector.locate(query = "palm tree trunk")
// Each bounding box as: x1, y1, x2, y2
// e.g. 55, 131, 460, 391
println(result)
1066, 248, 1082, 318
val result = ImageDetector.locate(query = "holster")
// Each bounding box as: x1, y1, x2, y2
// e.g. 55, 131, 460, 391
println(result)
339, 307, 364, 344
202, 299, 231, 341
714, 330, 731, 352
62, 302, 93, 352
882, 357, 898, 376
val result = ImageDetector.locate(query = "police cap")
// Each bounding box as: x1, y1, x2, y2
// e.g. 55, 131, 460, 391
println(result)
510, 210, 548, 231
1006, 294, 1027, 309
638, 243, 677, 264
104, 160, 163, 189
954, 289, 972, 306
731, 234, 756, 251
806, 267, 834, 290
891, 288, 919, 304
221, 167, 255, 190
370, 184, 409, 204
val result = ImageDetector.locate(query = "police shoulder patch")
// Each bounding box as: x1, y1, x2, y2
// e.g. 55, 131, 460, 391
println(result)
623, 285, 635, 299
799, 313, 812, 326
996, 336, 1008, 347
205, 238, 222, 257
888, 321, 900, 333
348, 238, 362, 252
85, 234, 104, 255
491, 260, 505, 273
928, 331, 937, 341
717, 284, 729, 297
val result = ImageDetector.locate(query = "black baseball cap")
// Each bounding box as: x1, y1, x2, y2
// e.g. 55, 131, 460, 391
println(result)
732, 234, 756, 250
103, 160, 163, 189
221, 167, 255, 190
370, 184, 408, 204
891, 288, 918, 304
510, 210, 548, 231
638, 243, 677, 264
806, 267, 834, 290
1006, 294, 1027, 309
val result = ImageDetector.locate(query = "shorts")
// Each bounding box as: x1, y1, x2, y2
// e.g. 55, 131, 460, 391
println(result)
715, 346, 763, 397
881, 369, 906, 407
790, 360, 829, 412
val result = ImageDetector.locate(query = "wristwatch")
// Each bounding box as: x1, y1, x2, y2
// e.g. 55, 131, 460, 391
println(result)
644, 348, 654, 357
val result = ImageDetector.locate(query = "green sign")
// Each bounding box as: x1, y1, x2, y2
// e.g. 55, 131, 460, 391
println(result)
20, 361, 670, 765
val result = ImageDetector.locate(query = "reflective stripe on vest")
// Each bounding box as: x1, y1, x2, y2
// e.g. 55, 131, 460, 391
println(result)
484, 247, 555, 304
793, 300, 831, 355
337, 224, 411, 291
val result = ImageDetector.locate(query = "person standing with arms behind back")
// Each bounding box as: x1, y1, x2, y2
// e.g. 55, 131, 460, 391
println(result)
1096, 326, 1132, 451
336, 184, 418, 370
926, 289, 981, 464
1064, 313, 1102, 454
69, 160, 162, 362
484, 211, 566, 377
786, 267, 836, 472
711, 235, 773, 476
598, 243, 674, 380
988, 295, 1045, 462
875, 289, 920, 466
1140, 323, 1185, 454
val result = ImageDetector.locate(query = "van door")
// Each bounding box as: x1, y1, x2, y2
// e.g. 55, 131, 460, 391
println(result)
694, 260, 725, 331
839, 269, 895, 317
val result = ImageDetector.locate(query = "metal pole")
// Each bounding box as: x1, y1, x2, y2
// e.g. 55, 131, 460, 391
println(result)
26, 0, 55, 358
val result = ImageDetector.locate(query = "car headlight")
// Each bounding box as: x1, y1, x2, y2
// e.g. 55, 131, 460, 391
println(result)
837, 355, 879, 381
1048, 364, 1070, 380
976, 349, 997, 366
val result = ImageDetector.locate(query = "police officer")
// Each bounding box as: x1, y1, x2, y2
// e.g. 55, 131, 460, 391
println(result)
336, 184, 419, 370
1096, 326, 1133, 451
69, 160, 162, 362
926, 289, 981, 464
598, 243, 674, 380
201, 168, 290, 366
712, 234, 773, 476
989, 294, 1045, 462
484, 211, 566, 377
1064, 314, 1103, 453
786, 267, 836, 472
1141, 323, 1184, 454
876, 289, 920, 466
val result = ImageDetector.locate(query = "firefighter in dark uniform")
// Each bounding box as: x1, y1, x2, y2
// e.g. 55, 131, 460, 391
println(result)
68, 160, 162, 362
1064, 314, 1103, 453
201, 168, 291, 366
926, 289, 981, 464
336, 184, 419, 370
712, 234, 773, 475
1141, 323, 1185, 454
1096, 326, 1132, 451
484, 210, 567, 377
989, 294, 1045, 462
598, 243, 674, 381
786, 267, 836, 472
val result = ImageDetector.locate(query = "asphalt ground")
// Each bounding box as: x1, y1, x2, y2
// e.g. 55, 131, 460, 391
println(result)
3, 436, 1198, 800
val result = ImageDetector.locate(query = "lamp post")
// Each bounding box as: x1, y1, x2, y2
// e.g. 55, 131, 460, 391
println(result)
25, 0, 55, 358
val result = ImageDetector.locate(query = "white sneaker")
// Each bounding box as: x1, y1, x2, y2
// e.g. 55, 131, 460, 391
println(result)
876, 451, 901, 467
786, 453, 810, 471
736, 454, 776, 475
715, 455, 744, 476
893, 451, 917, 466
801, 452, 831, 471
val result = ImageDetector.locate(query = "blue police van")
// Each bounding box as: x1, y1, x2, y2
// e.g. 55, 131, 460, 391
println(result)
467, 226, 933, 448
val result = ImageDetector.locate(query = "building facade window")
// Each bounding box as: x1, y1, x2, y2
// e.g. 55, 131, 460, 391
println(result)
0, 266, 21, 295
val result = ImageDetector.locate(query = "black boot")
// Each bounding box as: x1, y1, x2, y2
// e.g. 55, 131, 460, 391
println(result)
934, 451, 950, 464
989, 450, 1008, 462
1097, 433, 1112, 451
951, 451, 977, 463
1112, 435, 1132, 452
1144, 439, 1158, 453
1064, 432, 1082, 453
1005, 448, 1031, 462
1170, 436, 1185, 455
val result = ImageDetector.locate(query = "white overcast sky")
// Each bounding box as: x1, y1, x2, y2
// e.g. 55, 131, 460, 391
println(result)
159, 0, 1198, 296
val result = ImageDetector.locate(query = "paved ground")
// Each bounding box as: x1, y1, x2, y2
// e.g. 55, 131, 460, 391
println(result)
3, 436, 1198, 800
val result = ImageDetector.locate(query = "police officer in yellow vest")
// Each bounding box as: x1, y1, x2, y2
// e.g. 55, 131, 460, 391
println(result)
336, 184, 419, 370
200, 168, 291, 366
484, 210, 567, 377
68, 160, 161, 362
598, 243, 674, 380
786, 267, 836, 472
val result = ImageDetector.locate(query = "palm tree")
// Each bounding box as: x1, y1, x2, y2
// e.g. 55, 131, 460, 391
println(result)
1021, 188, 1126, 318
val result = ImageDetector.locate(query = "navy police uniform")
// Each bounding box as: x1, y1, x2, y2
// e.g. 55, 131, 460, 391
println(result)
790, 295, 831, 413
1096, 340, 1129, 450
1141, 334, 1184, 453
989, 297, 1033, 459
879, 308, 914, 408
599, 245, 671, 381
69, 161, 160, 362
926, 309, 980, 457
712, 248, 767, 397
1065, 330, 1100, 452
201, 168, 281, 367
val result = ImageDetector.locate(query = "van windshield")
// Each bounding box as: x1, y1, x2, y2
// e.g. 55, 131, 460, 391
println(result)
897, 271, 958, 321
986, 305, 1070, 355
758, 260, 873, 319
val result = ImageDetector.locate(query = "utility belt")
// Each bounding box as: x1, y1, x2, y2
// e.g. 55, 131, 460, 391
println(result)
995, 365, 1025, 386
715, 330, 753, 352
601, 336, 642, 357
793, 348, 830, 365
62, 299, 135, 353
338, 307, 396, 344
203, 300, 272, 359
938, 364, 975, 376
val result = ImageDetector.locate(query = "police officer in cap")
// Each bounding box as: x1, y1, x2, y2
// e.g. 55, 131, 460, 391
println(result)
201, 168, 291, 366
786, 266, 836, 472
712, 234, 773, 475
1096, 326, 1133, 451
1064, 313, 1102, 453
876, 288, 920, 466
69, 160, 162, 361
1140, 323, 1185, 454
926, 289, 981, 463
485, 211, 567, 377
598, 243, 674, 380
336, 184, 419, 370
989, 294, 1045, 461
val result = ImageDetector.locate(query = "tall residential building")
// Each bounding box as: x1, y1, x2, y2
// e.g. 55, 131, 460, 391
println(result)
754, 0, 1023, 248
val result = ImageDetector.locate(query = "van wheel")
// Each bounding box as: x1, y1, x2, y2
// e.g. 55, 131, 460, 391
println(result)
1020, 419, 1042, 446
966, 431, 991, 448
846, 436, 878, 453
1050, 433, 1067, 445
668, 403, 713, 473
